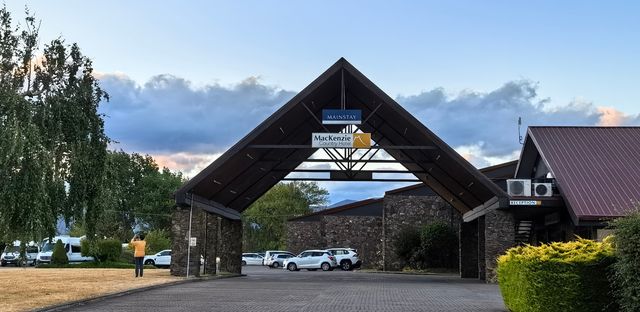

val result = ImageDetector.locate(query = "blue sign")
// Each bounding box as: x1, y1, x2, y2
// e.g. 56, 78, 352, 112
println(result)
322, 109, 362, 125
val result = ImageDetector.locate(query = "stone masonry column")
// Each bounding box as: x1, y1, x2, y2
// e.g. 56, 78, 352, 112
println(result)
484, 210, 516, 282
459, 219, 479, 278
217, 217, 242, 274
201, 213, 218, 275
170, 205, 203, 277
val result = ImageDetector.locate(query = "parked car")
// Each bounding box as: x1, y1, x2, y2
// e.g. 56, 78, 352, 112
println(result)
262, 250, 293, 266
241, 253, 264, 266
268, 253, 294, 268
283, 250, 337, 271
36, 236, 94, 264
327, 248, 362, 270
1, 241, 39, 266
144, 249, 171, 267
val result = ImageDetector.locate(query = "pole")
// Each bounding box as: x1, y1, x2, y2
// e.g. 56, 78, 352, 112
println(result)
186, 193, 194, 278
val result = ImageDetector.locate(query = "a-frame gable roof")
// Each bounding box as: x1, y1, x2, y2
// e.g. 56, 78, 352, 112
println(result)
175, 58, 506, 215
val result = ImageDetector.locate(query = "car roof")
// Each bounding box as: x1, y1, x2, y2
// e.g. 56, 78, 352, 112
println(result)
301, 249, 329, 252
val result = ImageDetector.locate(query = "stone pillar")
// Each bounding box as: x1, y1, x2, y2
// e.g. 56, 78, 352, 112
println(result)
217, 217, 242, 274
459, 219, 479, 278
478, 216, 486, 280
170, 206, 203, 277
201, 213, 218, 275
484, 210, 516, 282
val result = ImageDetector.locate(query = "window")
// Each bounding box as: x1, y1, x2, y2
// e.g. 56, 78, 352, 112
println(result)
312, 252, 324, 257
300, 252, 311, 257
160, 251, 171, 256
71, 245, 81, 253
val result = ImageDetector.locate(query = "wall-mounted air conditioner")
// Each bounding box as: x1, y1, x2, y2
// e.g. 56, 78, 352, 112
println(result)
533, 183, 553, 197
507, 179, 531, 197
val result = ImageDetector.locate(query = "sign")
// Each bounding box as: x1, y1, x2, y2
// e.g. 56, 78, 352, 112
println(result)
189, 237, 197, 247
312, 133, 371, 148
509, 200, 542, 206
322, 109, 361, 125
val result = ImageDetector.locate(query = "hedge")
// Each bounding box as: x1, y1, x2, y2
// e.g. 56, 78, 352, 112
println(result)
51, 239, 68, 265
497, 238, 617, 312
81, 238, 123, 262
611, 212, 640, 312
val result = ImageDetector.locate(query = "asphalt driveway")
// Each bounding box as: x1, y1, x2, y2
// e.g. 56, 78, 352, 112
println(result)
56, 266, 506, 312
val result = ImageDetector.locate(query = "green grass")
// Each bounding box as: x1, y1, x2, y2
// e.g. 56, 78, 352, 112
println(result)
37, 262, 158, 269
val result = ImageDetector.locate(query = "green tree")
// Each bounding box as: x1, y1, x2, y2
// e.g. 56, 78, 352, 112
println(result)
242, 182, 328, 251
51, 239, 68, 265
0, 6, 109, 243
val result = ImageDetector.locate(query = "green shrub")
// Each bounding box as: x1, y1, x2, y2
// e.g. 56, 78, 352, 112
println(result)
144, 229, 171, 254
120, 248, 134, 264
394, 227, 421, 268
81, 238, 123, 262
51, 239, 68, 265
418, 222, 458, 268
498, 239, 616, 312
611, 211, 640, 312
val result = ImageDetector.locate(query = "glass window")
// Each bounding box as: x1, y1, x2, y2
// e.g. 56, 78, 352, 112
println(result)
160, 251, 171, 256
300, 252, 311, 257
71, 245, 81, 253
312, 252, 324, 257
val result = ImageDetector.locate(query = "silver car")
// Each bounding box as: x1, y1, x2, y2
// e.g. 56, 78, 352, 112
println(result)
283, 250, 338, 271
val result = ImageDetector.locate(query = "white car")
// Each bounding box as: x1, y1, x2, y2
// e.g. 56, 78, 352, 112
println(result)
36, 236, 94, 264
327, 248, 362, 271
283, 250, 338, 271
241, 253, 264, 266
1, 241, 39, 266
262, 250, 292, 266
144, 250, 171, 267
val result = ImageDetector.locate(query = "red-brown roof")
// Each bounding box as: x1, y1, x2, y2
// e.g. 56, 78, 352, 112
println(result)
524, 127, 640, 221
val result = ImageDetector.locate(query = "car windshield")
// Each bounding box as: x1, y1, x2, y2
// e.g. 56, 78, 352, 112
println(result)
3, 246, 19, 253
41, 242, 55, 252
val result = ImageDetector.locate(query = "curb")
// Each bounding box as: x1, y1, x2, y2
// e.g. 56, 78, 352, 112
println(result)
356, 270, 458, 276
34, 273, 245, 312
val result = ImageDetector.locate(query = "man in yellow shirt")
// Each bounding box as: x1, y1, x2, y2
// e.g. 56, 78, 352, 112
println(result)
130, 234, 146, 277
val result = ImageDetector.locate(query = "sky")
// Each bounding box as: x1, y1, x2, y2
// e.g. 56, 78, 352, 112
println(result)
6, 1, 640, 204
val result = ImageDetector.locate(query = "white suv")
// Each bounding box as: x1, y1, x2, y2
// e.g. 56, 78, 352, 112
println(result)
327, 248, 361, 271
283, 250, 337, 271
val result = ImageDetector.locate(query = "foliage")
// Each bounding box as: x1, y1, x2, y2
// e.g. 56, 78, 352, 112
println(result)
497, 239, 616, 312
81, 238, 122, 262
0, 6, 109, 242
94, 151, 183, 241
51, 239, 68, 265
37, 261, 156, 269
394, 227, 421, 267
243, 182, 328, 251
144, 229, 171, 254
610, 211, 640, 312
417, 222, 458, 268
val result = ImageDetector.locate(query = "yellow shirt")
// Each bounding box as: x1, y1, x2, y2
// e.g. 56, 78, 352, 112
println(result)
131, 240, 146, 257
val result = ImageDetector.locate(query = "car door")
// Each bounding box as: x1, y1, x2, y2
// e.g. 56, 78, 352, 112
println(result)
297, 252, 312, 268
156, 250, 171, 266
310, 252, 324, 267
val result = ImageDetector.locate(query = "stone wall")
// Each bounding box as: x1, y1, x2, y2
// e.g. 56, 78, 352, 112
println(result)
323, 215, 383, 269
459, 219, 479, 278
383, 195, 462, 271
484, 210, 515, 282
170, 206, 204, 276
286, 220, 324, 254
218, 218, 242, 274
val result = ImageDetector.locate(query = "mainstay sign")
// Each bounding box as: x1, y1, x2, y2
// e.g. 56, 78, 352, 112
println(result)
322, 109, 362, 124
312, 133, 371, 148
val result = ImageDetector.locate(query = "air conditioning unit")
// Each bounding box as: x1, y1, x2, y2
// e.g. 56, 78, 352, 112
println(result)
507, 179, 531, 197
533, 183, 553, 197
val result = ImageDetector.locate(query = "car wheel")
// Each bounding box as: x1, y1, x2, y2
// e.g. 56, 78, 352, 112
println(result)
287, 263, 297, 271
241, 260, 247, 266
321, 262, 331, 271
271, 262, 280, 268
144, 259, 155, 266
1, 261, 6, 267
340, 260, 352, 271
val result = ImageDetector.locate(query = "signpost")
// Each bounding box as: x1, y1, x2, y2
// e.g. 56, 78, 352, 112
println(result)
322, 109, 362, 124
312, 132, 371, 148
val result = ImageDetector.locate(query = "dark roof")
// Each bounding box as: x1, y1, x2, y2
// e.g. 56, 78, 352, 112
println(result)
516, 126, 640, 222
175, 58, 506, 215
288, 198, 383, 221
385, 160, 518, 196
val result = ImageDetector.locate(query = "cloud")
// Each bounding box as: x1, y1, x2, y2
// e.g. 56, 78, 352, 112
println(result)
96, 74, 640, 201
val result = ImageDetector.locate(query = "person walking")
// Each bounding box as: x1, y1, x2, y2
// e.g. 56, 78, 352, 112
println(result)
130, 234, 146, 278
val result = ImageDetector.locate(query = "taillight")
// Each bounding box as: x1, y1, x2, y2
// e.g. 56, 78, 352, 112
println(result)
329, 256, 335, 260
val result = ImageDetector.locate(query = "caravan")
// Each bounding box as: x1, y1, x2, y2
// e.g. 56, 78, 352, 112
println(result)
36, 236, 94, 264
1, 241, 39, 266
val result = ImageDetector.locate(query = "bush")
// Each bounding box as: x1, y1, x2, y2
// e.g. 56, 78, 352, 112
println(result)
611, 211, 640, 312
81, 238, 123, 262
497, 239, 616, 312
51, 239, 68, 265
394, 227, 421, 268
144, 229, 171, 254
418, 222, 458, 268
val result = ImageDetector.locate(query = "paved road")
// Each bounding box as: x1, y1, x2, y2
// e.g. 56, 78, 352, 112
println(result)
60, 266, 506, 312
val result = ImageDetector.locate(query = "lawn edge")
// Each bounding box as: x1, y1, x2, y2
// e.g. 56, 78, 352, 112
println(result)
33, 273, 245, 312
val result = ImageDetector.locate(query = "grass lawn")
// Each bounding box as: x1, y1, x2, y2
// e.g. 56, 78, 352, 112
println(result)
0, 267, 182, 312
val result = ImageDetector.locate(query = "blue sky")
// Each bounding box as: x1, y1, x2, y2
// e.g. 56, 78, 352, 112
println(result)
6, 1, 640, 203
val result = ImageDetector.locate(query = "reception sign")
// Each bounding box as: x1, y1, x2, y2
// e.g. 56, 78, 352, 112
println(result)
322, 109, 362, 124
312, 132, 371, 148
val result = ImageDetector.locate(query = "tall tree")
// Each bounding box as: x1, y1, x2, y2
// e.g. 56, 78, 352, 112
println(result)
0, 6, 108, 243
242, 182, 328, 251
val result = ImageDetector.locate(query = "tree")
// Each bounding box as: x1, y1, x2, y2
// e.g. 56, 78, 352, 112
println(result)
242, 182, 328, 251
0, 6, 109, 243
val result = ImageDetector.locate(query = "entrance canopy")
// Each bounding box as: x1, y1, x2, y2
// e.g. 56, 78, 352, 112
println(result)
175, 58, 507, 219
